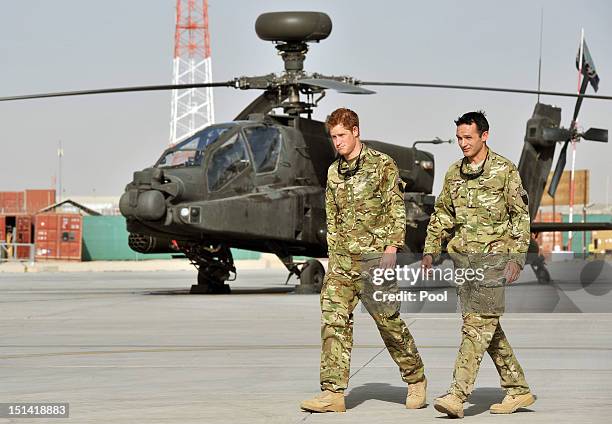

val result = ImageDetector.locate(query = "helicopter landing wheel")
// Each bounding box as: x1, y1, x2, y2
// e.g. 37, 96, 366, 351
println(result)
191, 268, 231, 294
534, 265, 551, 284
530, 260, 551, 284
179, 242, 235, 294
295, 259, 325, 294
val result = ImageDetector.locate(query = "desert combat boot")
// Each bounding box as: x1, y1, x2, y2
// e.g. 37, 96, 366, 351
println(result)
490, 393, 535, 414
434, 393, 464, 418
406, 377, 427, 409
300, 390, 346, 413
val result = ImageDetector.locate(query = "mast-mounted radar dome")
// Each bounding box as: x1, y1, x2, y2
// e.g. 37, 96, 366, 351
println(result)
255, 12, 332, 43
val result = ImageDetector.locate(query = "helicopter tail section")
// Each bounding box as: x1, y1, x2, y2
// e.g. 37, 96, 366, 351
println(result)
517, 103, 562, 220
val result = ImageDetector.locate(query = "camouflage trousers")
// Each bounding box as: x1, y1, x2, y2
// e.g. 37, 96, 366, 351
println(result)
320, 253, 425, 393
448, 313, 530, 401
452, 252, 508, 315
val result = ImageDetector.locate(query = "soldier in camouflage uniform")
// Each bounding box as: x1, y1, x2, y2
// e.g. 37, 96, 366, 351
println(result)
300, 108, 426, 413
422, 111, 535, 418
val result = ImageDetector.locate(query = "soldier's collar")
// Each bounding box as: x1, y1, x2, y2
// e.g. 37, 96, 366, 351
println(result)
460, 147, 490, 180
338, 143, 364, 179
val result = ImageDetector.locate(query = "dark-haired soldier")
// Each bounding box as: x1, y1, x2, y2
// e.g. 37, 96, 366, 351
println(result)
422, 111, 534, 418
300, 108, 426, 413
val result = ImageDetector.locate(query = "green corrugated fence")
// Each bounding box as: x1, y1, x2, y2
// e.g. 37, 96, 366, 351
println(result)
82, 216, 261, 261
562, 213, 612, 253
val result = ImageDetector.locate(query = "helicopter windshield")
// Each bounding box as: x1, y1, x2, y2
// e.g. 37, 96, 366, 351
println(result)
207, 132, 250, 192
157, 125, 234, 168
243, 126, 282, 173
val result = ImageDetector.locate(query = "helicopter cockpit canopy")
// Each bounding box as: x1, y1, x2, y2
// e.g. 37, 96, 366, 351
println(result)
206, 125, 283, 191
156, 124, 236, 169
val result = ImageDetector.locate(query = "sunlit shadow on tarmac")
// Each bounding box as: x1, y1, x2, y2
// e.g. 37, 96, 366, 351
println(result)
346, 383, 407, 408
147, 286, 297, 295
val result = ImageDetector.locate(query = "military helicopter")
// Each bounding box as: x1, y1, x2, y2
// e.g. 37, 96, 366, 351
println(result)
519, 104, 609, 283
118, 12, 439, 294
2, 11, 611, 293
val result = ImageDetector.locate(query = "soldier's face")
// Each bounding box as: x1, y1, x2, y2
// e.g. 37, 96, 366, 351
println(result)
456, 123, 488, 159
330, 124, 360, 158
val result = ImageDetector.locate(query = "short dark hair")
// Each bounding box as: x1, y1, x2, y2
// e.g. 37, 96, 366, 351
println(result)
454, 111, 489, 135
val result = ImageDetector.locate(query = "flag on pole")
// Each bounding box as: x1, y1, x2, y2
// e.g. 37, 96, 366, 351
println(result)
576, 38, 600, 92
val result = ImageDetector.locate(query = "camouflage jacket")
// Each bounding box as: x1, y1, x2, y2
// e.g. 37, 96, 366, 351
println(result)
325, 143, 406, 255
423, 148, 530, 267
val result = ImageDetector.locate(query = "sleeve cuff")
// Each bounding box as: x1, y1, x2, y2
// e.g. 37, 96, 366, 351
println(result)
424, 252, 441, 263
508, 253, 526, 269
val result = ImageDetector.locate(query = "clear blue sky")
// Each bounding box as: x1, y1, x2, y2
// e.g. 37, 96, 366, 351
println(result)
1, 0, 611, 202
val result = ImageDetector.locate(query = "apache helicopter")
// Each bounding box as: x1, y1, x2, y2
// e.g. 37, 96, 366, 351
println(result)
2, 11, 611, 293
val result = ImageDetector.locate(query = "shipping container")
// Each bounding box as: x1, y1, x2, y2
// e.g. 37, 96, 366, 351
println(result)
0, 215, 4, 260
15, 215, 33, 259
0, 192, 25, 214
534, 211, 563, 254
25, 189, 56, 213
0, 214, 35, 260
35, 214, 82, 261
81, 215, 260, 261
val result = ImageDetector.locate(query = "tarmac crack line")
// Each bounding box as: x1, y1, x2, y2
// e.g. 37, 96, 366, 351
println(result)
3, 343, 612, 360
347, 318, 417, 382
24, 296, 146, 319
347, 347, 387, 381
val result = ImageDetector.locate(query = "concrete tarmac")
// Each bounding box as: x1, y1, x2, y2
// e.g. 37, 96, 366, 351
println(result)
1, 268, 612, 423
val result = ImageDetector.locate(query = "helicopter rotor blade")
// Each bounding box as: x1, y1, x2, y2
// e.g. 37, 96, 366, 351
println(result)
547, 140, 569, 197
299, 78, 375, 94
547, 75, 592, 197
582, 127, 608, 143
0, 82, 236, 102
542, 127, 572, 142
358, 81, 612, 101
571, 77, 590, 125
5, 79, 612, 102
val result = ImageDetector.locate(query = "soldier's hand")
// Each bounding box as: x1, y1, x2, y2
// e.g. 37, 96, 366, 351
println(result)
504, 261, 521, 284
421, 254, 433, 276
379, 246, 397, 269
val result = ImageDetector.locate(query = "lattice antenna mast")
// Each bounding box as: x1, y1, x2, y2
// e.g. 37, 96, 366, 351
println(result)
169, 0, 214, 145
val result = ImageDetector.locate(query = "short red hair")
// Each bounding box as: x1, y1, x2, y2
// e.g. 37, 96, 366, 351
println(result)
326, 108, 359, 132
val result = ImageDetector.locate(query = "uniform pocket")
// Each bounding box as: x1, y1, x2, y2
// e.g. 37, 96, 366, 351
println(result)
474, 253, 507, 287
479, 180, 506, 223
468, 286, 505, 314
455, 206, 468, 224
353, 179, 383, 215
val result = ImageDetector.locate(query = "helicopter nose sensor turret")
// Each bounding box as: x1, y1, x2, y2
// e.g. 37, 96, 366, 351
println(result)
119, 187, 166, 221
119, 167, 185, 222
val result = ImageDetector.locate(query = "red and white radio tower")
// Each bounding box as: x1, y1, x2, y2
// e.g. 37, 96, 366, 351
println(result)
169, 0, 214, 145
